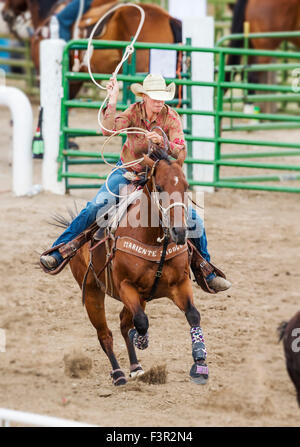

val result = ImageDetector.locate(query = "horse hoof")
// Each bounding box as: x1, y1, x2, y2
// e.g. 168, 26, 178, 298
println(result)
189, 362, 209, 385
110, 369, 127, 386
128, 329, 149, 350
129, 365, 145, 379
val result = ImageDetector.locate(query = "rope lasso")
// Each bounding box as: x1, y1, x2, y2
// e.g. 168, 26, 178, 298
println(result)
85, 2, 154, 198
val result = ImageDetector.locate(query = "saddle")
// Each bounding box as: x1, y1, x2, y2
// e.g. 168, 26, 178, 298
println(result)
78, 2, 118, 38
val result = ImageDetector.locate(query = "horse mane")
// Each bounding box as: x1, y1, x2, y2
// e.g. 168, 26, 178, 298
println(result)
132, 146, 171, 189
149, 145, 171, 164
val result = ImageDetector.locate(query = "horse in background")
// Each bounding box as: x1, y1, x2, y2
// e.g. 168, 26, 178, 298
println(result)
2, 0, 182, 98
1, 0, 109, 31
278, 311, 300, 408
226, 0, 300, 111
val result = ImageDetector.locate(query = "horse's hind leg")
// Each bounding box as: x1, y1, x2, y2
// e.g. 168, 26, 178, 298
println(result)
120, 305, 145, 379
170, 280, 208, 385
85, 284, 126, 386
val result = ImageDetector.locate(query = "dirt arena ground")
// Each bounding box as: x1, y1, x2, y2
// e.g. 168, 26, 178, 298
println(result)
0, 103, 300, 427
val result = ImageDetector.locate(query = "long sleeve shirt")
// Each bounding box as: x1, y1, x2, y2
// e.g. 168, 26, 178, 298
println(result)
100, 101, 186, 172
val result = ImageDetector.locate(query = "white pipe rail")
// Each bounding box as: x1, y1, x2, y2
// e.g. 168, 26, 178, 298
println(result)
0, 85, 33, 196
0, 408, 99, 427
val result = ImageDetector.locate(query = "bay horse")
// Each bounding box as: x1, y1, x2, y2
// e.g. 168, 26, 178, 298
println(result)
226, 0, 300, 109
68, 148, 209, 386
278, 311, 300, 407
2, 0, 182, 94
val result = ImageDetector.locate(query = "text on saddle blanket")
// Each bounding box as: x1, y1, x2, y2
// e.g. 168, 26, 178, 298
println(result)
116, 237, 187, 262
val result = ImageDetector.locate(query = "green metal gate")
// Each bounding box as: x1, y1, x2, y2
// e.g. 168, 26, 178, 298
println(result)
58, 38, 300, 193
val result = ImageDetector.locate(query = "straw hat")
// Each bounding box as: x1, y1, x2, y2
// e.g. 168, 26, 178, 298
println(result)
131, 74, 175, 101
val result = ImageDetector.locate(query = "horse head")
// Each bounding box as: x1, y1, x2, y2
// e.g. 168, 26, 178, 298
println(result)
2, 0, 27, 27
142, 146, 188, 245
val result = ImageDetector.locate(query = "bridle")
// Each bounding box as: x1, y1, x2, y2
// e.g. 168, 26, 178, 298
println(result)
143, 154, 188, 246
149, 160, 188, 229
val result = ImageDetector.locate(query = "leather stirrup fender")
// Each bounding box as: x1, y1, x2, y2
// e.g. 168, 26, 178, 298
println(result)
40, 222, 100, 275
187, 240, 226, 294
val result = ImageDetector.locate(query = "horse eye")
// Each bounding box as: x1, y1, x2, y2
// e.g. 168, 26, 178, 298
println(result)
156, 185, 163, 192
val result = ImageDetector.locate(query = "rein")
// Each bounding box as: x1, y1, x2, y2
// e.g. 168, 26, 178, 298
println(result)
146, 228, 170, 302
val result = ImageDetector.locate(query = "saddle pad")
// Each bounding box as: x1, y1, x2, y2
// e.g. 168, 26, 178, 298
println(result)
94, 188, 143, 240
116, 237, 188, 262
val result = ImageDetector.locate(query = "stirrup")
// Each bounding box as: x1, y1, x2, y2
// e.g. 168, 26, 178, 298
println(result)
187, 240, 226, 294
39, 243, 72, 275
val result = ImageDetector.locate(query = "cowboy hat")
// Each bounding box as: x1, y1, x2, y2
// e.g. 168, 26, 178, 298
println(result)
131, 74, 176, 101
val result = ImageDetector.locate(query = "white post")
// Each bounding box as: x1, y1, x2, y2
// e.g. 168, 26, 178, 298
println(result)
0, 408, 99, 427
0, 85, 33, 196
40, 18, 66, 195
169, 0, 215, 192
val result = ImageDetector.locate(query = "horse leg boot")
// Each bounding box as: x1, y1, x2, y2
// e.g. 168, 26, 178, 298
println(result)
119, 280, 150, 352
120, 305, 145, 379
84, 284, 127, 386
170, 280, 208, 385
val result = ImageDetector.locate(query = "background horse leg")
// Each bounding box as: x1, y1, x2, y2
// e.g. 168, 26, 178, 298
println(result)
84, 283, 127, 386
119, 280, 149, 352
170, 280, 208, 385
120, 305, 145, 379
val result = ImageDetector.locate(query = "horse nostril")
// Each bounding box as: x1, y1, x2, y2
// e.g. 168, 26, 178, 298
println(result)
171, 227, 187, 245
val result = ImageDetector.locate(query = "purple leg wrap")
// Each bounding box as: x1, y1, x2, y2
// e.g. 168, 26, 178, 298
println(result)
129, 329, 149, 350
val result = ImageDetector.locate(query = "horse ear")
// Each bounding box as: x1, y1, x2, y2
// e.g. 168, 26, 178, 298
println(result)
176, 150, 186, 167
142, 154, 155, 168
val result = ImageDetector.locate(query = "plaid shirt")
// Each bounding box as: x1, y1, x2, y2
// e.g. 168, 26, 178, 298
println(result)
101, 101, 186, 172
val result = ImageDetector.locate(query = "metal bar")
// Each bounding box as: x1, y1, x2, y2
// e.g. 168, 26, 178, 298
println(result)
61, 172, 107, 179
65, 39, 300, 60
221, 173, 300, 182
62, 133, 300, 148
220, 111, 300, 122
223, 94, 300, 103
222, 63, 300, 72
214, 51, 225, 186
216, 30, 300, 47
188, 180, 300, 193
223, 123, 300, 132
221, 150, 300, 159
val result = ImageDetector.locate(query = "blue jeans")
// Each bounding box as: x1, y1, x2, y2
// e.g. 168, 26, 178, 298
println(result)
51, 160, 213, 280
56, 0, 93, 41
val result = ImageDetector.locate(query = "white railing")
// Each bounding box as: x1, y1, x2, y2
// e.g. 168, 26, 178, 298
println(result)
0, 408, 99, 427
0, 85, 33, 196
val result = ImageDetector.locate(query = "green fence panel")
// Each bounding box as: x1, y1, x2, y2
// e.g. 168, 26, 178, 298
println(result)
58, 37, 300, 193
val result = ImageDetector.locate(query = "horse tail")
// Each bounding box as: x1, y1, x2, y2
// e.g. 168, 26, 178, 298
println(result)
50, 201, 79, 229
169, 17, 182, 105
277, 321, 288, 342
225, 0, 249, 83
169, 17, 182, 43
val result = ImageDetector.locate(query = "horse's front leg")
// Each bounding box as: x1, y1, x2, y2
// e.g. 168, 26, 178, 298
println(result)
170, 279, 209, 385
120, 304, 146, 379
119, 279, 150, 355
